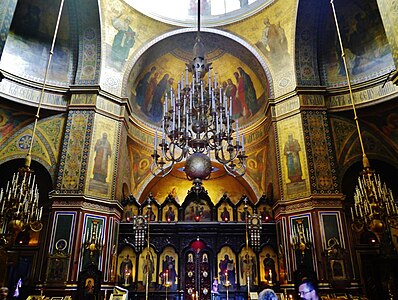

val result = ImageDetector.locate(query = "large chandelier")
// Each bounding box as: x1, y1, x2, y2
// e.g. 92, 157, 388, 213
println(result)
352, 167, 397, 232
0, 161, 43, 247
330, 0, 398, 234
0, 0, 66, 247
150, 1, 247, 188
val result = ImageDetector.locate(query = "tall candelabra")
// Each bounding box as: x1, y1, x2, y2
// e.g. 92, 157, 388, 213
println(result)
150, 0, 247, 192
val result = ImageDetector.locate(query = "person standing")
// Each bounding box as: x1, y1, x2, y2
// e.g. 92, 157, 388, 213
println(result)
298, 279, 320, 300
0, 287, 8, 300
258, 288, 278, 300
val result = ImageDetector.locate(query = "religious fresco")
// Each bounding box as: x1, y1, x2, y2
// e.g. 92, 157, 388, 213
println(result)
142, 202, 159, 222
127, 31, 269, 127
159, 246, 179, 289
217, 203, 233, 222
138, 247, 157, 288
236, 203, 253, 222
245, 145, 267, 194
0, 108, 33, 143
0, 0, 73, 86
117, 246, 136, 285
128, 137, 152, 195
321, 0, 394, 87
238, 247, 257, 286
224, 0, 296, 96
277, 115, 310, 199
377, 0, 398, 65
86, 115, 119, 198
217, 246, 237, 289
163, 204, 178, 222
184, 199, 211, 221
259, 246, 278, 285
255, 18, 289, 65
102, 0, 173, 71
122, 204, 139, 222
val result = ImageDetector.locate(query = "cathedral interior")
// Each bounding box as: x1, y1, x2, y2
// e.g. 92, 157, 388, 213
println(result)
0, 0, 398, 299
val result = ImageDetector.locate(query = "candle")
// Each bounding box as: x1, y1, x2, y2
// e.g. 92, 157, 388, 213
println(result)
154, 130, 158, 151
226, 103, 230, 133
1, 189, 4, 214
215, 112, 219, 133
269, 270, 272, 283
183, 95, 187, 123
212, 91, 216, 112
201, 81, 204, 103
220, 107, 223, 131
235, 120, 239, 142
186, 67, 189, 87
229, 97, 232, 118
178, 103, 181, 129
208, 69, 211, 90
172, 99, 176, 131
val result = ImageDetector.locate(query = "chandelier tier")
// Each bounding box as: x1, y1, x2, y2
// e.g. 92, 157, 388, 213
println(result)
330, 0, 398, 234
151, 3, 246, 181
